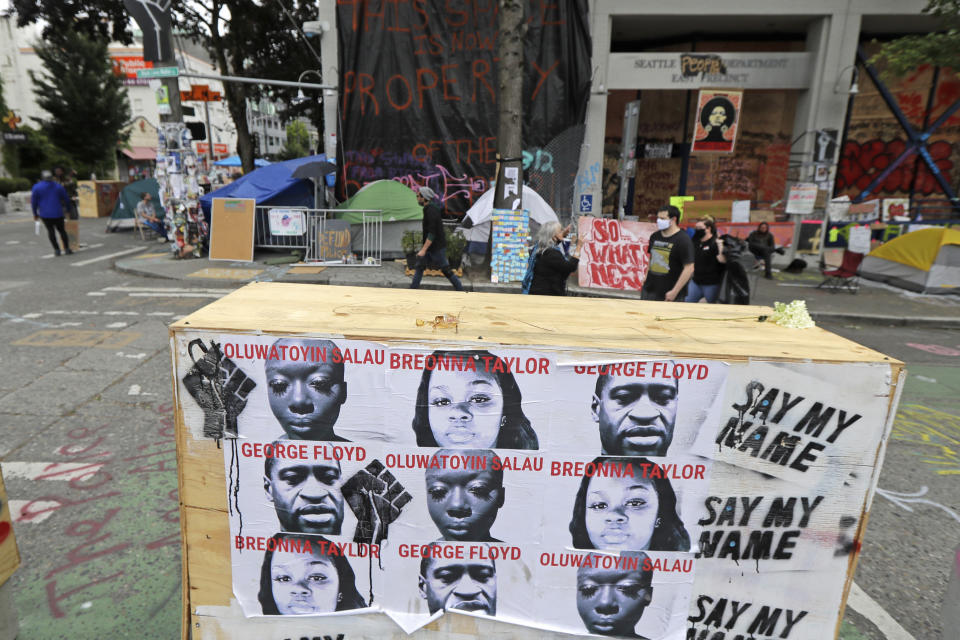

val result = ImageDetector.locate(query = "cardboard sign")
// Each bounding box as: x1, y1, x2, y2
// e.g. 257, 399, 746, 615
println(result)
786, 183, 818, 214
882, 198, 910, 222
691, 89, 743, 154
848, 225, 872, 254
209, 198, 256, 262
578, 216, 656, 290
318, 218, 352, 261
267, 208, 305, 236
684, 200, 734, 222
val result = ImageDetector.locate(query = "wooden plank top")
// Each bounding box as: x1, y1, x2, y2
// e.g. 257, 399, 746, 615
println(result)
170, 283, 899, 365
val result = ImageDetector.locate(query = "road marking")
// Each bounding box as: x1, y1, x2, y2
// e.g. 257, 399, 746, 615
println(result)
116, 352, 147, 360
187, 267, 263, 279
21, 313, 42, 318
7, 500, 60, 523
86, 292, 107, 296
128, 292, 226, 298
102, 311, 140, 316
847, 582, 916, 640
5, 240, 20, 245
71, 246, 146, 266
100, 285, 234, 294
106, 321, 128, 329
12, 329, 142, 348
146, 311, 176, 316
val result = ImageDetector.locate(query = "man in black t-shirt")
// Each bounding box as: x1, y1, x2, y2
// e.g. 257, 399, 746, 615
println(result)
641, 205, 694, 301
410, 186, 465, 291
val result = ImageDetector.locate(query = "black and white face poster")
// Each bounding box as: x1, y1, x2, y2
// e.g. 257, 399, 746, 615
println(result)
172, 332, 898, 639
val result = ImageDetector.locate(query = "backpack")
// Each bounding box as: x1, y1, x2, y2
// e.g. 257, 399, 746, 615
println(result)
521, 250, 538, 294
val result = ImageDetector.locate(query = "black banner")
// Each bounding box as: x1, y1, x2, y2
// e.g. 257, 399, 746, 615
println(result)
336, 0, 591, 211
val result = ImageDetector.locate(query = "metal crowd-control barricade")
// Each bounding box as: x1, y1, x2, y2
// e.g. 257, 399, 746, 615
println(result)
253, 207, 383, 266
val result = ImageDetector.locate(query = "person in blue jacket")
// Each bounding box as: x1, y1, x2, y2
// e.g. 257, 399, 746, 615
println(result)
31, 170, 72, 256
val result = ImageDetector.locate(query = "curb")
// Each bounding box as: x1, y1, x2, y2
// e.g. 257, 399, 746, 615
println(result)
113, 260, 960, 328
810, 311, 960, 328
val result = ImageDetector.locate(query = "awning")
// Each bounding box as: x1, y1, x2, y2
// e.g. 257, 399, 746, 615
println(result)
121, 146, 157, 161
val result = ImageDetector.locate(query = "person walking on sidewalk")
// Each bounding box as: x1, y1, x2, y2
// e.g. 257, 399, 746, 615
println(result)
410, 186, 464, 291
31, 169, 72, 256
685, 217, 726, 303
641, 205, 694, 301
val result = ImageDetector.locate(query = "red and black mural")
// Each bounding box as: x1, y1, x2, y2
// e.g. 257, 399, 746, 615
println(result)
336, 0, 591, 210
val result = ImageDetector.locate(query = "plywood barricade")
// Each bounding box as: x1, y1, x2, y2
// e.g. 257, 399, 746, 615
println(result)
170, 284, 904, 640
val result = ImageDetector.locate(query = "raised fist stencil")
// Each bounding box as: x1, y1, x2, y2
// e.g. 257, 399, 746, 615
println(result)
342, 460, 413, 545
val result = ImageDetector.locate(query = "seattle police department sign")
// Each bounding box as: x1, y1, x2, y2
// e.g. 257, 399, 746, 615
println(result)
607, 52, 813, 90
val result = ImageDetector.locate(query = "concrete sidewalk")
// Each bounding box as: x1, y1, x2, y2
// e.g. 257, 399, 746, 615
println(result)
114, 245, 960, 327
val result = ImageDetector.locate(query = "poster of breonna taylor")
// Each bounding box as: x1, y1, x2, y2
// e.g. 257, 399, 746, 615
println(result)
175, 336, 730, 636
178, 335, 898, 639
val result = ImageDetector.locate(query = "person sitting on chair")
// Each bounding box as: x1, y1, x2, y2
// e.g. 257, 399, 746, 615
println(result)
746, 222, 782, 279
136, 192, 168, 241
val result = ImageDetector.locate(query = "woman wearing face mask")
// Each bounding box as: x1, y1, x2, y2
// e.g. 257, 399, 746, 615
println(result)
640, 205, 694, 302
685, 217, 726, 303
528, 221, 583, 296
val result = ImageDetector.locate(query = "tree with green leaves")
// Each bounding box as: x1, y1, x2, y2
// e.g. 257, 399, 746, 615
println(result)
30, 30, 131, 177
871, 0, 960, 76
11, 0, 325, 174
279, 119, 310, 160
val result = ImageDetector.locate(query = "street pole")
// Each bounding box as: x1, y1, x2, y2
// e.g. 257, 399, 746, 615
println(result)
203, 99, 213, 170
492, 0, 524, 213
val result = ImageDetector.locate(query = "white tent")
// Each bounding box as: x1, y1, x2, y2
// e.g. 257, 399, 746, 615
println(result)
462, 184, 560, 245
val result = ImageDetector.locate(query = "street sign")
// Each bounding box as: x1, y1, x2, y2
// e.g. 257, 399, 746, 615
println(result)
136, 66, 179, 79
180, 85, 222, 102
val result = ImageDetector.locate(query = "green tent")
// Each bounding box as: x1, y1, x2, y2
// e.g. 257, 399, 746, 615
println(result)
336, 180, 422, 223
107, 178, 163, 231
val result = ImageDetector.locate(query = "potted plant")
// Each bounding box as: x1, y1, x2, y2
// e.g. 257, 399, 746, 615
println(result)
445, 228, 466, 272
401, 230, 422, 269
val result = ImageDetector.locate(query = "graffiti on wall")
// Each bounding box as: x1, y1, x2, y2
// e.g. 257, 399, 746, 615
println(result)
836, 139, 954, 195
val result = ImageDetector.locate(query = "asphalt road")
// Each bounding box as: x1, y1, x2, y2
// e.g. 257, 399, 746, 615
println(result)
0, 213, 216, 638
0, 211, 956, 639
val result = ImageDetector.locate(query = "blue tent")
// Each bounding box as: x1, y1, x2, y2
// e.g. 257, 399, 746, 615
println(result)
213, 155, 270, 167
200, 154, 330, 217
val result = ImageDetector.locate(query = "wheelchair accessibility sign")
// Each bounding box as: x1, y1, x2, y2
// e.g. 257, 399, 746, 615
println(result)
579, 194, 593, 213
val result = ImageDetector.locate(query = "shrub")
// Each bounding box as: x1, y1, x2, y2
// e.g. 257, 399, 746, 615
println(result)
0, 177, 31, 196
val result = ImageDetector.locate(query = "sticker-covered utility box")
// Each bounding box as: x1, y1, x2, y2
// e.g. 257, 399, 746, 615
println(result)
170, 283, 903, 640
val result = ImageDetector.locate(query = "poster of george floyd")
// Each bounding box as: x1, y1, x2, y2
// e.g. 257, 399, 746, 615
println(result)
175, 334, 898, 639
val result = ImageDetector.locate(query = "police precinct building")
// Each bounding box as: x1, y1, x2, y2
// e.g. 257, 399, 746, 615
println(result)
575, 0, 948, 218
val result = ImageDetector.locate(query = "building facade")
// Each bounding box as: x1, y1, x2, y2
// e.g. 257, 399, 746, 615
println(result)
575, 0, 946, 218
0, 17, 237, 177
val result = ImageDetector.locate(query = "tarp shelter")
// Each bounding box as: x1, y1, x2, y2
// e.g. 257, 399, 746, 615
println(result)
462, 184, 560, 252
106, 178, 162, 231
213, 155, 270, 168
859, 227, 960, 294
336, 180, 423, 257
200, 154, 330, 218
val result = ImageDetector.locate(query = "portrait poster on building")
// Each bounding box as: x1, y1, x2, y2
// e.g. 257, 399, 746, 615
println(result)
173, 331, 896, 639
690, 89, 743, 154
577, 216, 657, 290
